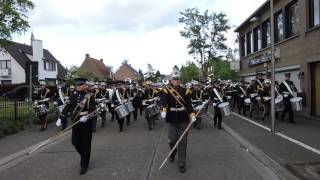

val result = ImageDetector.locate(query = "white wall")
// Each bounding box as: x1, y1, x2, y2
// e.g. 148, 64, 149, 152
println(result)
31, 39, 58, 81
0, 48, 26, 84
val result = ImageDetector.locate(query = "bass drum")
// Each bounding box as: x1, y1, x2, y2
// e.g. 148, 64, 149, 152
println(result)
114, 104, 129, 119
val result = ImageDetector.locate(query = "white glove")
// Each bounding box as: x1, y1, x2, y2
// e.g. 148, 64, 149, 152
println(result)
56, 118, 62, 127
79, 116, 88, 123
212, 103, 216, 107
161, 111, 167, 119
190, 113, 197, 123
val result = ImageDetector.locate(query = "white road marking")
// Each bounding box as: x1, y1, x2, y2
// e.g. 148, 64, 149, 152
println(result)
231, 112, 320, 156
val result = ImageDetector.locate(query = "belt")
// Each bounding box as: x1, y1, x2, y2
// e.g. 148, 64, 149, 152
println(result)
170, 107, 185, 112
79, 111, 88, 116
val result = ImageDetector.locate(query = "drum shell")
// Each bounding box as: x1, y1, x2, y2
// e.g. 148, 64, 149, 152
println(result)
114, 105, 129, 119
145, 104, 159, 118
125, 102, 135, 112
275, 97, 283, 112
34, 105, 48, 116
218, 102, 231, 117
290, 97, 303, 111
244, 98, 251, 106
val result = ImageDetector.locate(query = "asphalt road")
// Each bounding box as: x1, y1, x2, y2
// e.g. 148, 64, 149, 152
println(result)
0, 113, 283, 180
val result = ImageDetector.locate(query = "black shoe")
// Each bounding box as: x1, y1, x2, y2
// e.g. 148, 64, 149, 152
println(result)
80, 168, 87, 175
179, 164, 186, 173
39, 127, 46, 131
101, 123, 105, 127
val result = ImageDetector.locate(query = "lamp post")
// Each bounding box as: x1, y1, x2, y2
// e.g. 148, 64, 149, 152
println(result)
270, 0, 276, 133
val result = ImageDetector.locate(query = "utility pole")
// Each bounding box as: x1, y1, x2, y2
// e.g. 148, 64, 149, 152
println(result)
270, 0, 276, 133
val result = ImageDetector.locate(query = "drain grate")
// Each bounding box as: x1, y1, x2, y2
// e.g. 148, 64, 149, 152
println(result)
290, 162, 320, 180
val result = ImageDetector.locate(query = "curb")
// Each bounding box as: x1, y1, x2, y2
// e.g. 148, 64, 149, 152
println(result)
207, 112, 300, 180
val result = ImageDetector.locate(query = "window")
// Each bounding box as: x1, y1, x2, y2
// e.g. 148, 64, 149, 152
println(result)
262, 20, 271, 48
253, 26, 262, 52
44, 61, 56, 71
286, 1, 299, 37
309, 0, 320, 28
240, 36, 246, 57
246, 31, 252, 55
275, 11, 284, 42
0, 60, 12, 75
1, 80, 12, 85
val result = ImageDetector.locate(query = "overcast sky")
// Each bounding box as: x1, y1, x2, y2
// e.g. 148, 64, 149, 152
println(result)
13, 0, 265, 74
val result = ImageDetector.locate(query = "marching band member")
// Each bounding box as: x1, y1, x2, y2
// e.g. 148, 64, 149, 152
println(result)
279, 73, 297, 124
260, 79, 271, 121
60, 78, 96, 175
96, 81, 108, 127
35, 80, 51, 131
247, 78, 258, 118
210, 80, 225, 129
159, 68, 195, 173
112, 81, 126, 132
191, 81, 203, 129
236, 80, 247, 116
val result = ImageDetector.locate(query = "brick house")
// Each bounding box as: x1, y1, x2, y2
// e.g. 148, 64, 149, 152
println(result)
114, 62, 141, 81
78, 54, 112, 81
235, 0, 320, 116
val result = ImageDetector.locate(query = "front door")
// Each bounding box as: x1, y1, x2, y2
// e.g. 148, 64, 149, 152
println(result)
314, 62, 320, 116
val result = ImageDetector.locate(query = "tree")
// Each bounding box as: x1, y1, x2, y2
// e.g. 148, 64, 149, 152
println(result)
179, 8, 230, 77
0, 0, 34, 43
65, 65, 79, 85
180, 61, 199, 83
208, 58, 239, 81
138, 69, 144, 82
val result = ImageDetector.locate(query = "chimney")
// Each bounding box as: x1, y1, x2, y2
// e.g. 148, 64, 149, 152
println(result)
85, 53, 90, 59
100, 59, 103, 63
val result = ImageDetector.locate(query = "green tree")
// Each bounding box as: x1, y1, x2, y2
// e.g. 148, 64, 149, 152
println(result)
179, 8, 230, 77
180, 61, 199, 83
208, 58, 239, 81
65, 65, 79, 85
0, 0, 34, 43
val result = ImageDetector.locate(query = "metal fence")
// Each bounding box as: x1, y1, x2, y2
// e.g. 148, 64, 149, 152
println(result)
0, 100, 31, 122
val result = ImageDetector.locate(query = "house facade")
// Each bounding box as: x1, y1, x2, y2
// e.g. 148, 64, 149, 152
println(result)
114, 62, 141, 81
0, 35, 67, 85
235, 0, 320, 116
78, 54, 112, 81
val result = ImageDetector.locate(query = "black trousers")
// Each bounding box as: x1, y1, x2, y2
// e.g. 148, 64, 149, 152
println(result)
61, 116, 68, 130
116, 114, 125, 131
237, 97, 246, 115
100, 110, 107, 126
193, 117, 202, 129
281, 98, 294, 122
39, 113, 48, 129
214, 105, 222, 129
138, 105, 143, 116
72, 120, 93, 170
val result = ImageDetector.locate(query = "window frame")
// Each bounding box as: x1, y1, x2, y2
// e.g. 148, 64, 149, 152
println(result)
274, 10, 285, 43
285, 0, 299, 38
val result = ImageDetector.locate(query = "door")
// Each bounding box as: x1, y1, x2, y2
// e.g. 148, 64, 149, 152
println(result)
314, 63, 320, 116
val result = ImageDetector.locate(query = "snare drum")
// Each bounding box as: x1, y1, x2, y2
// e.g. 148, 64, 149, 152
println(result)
218, 102, 231, 117
244, 98, 251, 106
275, 95, 283, 112
34, 104, 48, 116
145, 104, 159, 118
290, 97, 303, 111
114, 104, 129, 119
124, 101, 135, 112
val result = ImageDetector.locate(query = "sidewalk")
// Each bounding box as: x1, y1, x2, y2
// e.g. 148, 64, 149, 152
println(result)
220, 111, 320, 180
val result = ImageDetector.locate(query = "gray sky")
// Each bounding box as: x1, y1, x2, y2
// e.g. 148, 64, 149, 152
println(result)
13, 0, 265, 74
